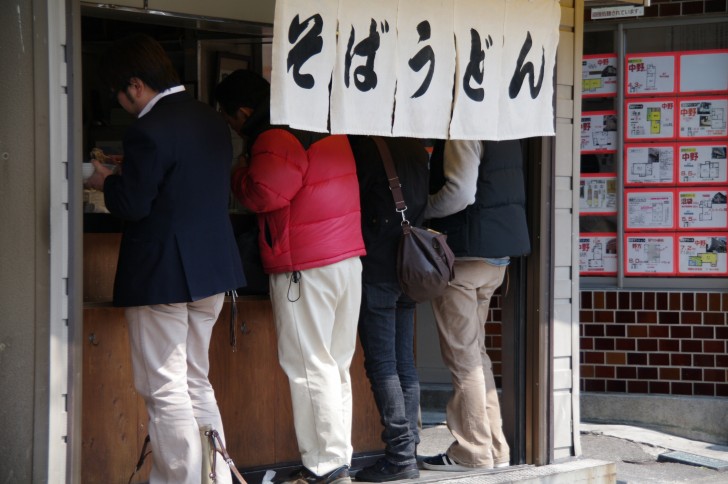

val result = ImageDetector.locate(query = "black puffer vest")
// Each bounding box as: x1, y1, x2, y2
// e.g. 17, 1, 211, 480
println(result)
428, 139, 531, 258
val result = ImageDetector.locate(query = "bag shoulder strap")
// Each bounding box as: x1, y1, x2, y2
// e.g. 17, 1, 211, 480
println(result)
372, 137, 407, 213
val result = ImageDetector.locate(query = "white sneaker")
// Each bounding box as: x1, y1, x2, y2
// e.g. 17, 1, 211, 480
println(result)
422, 454, 490, 472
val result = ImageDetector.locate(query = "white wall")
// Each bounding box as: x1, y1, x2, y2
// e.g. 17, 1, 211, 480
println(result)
552, 0, 584, 460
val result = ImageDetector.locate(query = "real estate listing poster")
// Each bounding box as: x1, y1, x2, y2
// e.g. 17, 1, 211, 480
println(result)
625, 98, 676, 141
624, 234, 675, 275
582, 54, 618, 98
625, 189, 676, 231
677, 142, 728, 185
677, 233, 728, 276
580, 174, 618, 214
678, 97, 728, 139
579, 233, 618, 275
581, 111, 618, 152
624, 143, 675, 186
625, 52, 677, 96
677, 189, 728, 230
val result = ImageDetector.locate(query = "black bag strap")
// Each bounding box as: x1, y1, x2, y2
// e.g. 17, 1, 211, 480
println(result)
127, 435, 151, 484
227, 289, 238, 351
371, 137, 409, 225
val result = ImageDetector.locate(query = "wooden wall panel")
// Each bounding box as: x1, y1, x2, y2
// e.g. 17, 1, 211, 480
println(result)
210, 299, 297, 467
82, 307, 150, 484
83, 299, 383, 482
351, 339, 384, 453
82, 233, 120, 302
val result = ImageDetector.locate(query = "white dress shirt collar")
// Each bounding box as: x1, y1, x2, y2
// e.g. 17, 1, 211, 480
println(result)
138, 85, 186, 118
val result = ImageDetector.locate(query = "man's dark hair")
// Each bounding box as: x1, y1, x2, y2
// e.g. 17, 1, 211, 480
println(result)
214, 69, 270, 116
100, 33, 180, 93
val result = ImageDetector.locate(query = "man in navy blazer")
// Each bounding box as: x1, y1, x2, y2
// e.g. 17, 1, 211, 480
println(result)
85, 33, 245, 484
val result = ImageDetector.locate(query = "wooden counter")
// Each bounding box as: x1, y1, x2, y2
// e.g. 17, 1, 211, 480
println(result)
82, 232, 383, 483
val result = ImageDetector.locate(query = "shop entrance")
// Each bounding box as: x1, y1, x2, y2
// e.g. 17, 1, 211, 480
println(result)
416, 136, 553, 466
72, 4, 555, 482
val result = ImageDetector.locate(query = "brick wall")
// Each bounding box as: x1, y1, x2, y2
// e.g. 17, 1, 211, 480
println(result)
580, 290, 728, 397
484, 292, 504, 387
483, 290, 728, 397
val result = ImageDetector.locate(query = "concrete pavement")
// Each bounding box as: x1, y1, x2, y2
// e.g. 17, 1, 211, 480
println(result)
248, 413, 728, 483
579, 422, 728, 483
405, 416, 728, 483
410, 421, 614, 483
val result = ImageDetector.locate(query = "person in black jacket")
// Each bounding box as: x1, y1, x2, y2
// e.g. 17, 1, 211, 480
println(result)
85, 34, 245, 483
421, 139, 530, 472
349, 136, 429, 482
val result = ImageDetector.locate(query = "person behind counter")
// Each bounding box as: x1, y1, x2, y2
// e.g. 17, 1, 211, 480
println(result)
84, 33, 245, 484
215, 70, 366, 484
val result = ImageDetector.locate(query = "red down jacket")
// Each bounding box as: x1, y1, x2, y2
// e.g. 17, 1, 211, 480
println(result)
232, 128, 366, 274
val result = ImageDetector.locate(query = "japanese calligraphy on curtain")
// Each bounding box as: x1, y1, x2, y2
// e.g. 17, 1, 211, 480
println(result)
270, 0, 561, 140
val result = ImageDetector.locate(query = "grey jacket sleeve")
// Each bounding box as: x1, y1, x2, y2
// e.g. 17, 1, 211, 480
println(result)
424, 139, 482, 219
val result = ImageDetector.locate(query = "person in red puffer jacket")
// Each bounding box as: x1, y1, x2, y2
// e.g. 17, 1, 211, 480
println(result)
216, 70, 366, 484
233, 128, 365, 274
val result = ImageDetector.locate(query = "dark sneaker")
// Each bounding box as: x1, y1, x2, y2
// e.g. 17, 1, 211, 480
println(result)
355, 458, 419, 482
421, 453, 478, 472
275, 465, 351, 484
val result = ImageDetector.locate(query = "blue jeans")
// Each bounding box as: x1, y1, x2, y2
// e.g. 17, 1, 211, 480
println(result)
358, 282, 420, 465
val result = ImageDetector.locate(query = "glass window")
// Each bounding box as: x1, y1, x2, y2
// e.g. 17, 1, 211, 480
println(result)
581, 19, 728, 287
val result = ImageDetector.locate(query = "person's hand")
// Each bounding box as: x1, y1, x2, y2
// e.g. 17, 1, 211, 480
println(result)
84, 159, 114, 191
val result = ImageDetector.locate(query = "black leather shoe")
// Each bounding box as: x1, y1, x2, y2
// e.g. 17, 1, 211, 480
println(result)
355, 458, 419, 482
275, 465, 351, 484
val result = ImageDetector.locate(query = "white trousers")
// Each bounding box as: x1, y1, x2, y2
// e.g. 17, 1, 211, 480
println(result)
126, 293, 232, 484
270, 257, 362, 476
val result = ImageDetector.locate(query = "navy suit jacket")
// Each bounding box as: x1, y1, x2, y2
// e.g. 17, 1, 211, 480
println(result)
103, 91, 245, 307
